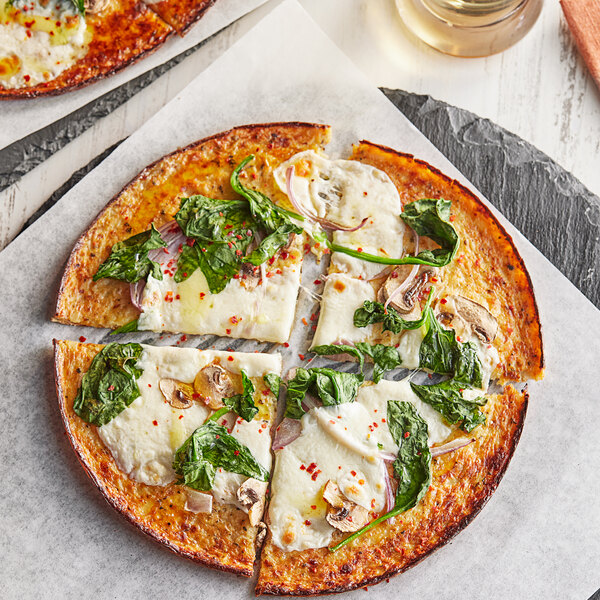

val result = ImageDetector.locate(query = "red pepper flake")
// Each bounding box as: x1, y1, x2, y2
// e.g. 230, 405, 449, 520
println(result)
152, 420, 158, 426
234, 450, 240, 456
281, 251, 288, 259
186, 238, 195, 246
381, 418, 386, 423
235, 249, 242, 256
219, 212, 224, 217
440, 298, 447, 304
283, 342, 289, 348
107, 385, 115, 391
311, 470, 321, 481
226, 329, 231, 335
236, 234, 243, 240
199, 292, 205, 299
304, 520, 311, 526
449, 215, 456, 222
225, 224, 233, 230
227, 356, 234, 362
79, 336, 86, 342
227, 242, 233, 248
351, 470, 357, 477
306, 462, 317, 474
175, 294, 180, 300
148, 383, 152, 388
24, 74, 31, 82
311, 313, 318, 322
178, 415, 183, 420
298, 353, 305, 360
268, 256, 276, 265
506, 327, 514, 335
230, 315, 241, 324
363, 191, 368, 196
183, 272, 188, 277
215, 435, 220, 439
404, 431, 410, 438
371, 499, 376, 508
358, 479, 365, 485
180, 335, 187, 342
164, 291, 174, 302
300, 464, 306, 471
302, 317, 308, 326
266, 272, 274, 278
357, 247, 363, 253
311, 504, 317, 510
430, 276, 438, 283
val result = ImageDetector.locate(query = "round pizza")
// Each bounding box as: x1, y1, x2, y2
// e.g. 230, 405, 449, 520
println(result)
0, 0, 215, 98
53, 122, 544, 594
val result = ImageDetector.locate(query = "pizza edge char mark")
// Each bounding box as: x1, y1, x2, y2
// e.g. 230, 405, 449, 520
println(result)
0, 0, 215, 100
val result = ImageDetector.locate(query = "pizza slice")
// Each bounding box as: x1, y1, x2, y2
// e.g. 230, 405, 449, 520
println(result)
54, 123, 331, 343
276, 142, 543, 385
141, 0, 215, 34
257, 371, 528, 594
54, 339, 281, 574
0, 0, 174, 99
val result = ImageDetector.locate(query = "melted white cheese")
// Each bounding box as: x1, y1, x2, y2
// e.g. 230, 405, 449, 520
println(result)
97, 345, 279, 508
138, 262, 301, 344
0, 1, 88, 89
267, 378, 451, 551
274, 151, 406, 280
311, 273, 375, 347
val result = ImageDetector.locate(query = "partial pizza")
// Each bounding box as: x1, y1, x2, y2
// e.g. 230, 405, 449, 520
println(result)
54, 339, 281, 575
53, 123, 544, 594
0, 0, 215, 98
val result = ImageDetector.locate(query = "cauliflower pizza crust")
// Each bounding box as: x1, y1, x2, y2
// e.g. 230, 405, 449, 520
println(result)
0, 0, 217, 99
54, 339, 278, 575
52, 123, 543, 595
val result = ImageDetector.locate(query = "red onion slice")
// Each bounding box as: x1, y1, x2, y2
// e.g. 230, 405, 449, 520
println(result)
430, 437, 475, 458
366, 266, 394, 282
382, 461, 395, 512
129, 221, 187, 310
285, 166, 370, 232
272, 418, 302, 451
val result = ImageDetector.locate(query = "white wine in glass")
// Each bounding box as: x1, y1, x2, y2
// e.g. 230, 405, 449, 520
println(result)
396, 0, 543, 57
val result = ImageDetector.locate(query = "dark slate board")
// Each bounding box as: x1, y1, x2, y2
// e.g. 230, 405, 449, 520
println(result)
10, 84, 599, 310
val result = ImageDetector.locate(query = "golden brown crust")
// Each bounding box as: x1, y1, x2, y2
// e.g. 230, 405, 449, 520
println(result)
0, 0, 174, 100
53, 122, 331, 330
257, 385, 528, 595
350, 141, 544, 383
145, 0, 215, 34
54, 338, 277, 575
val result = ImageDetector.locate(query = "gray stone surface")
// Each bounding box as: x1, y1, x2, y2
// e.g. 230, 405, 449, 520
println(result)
3, 77, 599, 310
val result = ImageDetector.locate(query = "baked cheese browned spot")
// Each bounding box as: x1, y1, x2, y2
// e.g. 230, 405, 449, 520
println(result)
0, 0, 174, 100
256, 385, 528, 595
144, 0, 215, 34
53, 122, 331, 330
351, 141, 543, 384
54, 339, 277, 576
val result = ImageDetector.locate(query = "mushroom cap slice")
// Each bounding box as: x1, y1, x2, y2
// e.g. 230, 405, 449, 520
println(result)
437, 295, 498, 343
158, 378, 194, 409
322, 480, 370, 533
377, 265, 437, 316
193, 364, 238, 410
237, 478, 268, 527
184, 489, 213, 514
240, 263, 262, 291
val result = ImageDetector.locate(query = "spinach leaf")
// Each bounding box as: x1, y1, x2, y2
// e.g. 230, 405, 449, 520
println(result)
330, 401, 431, 552
285, 367, 364, 420
73, 343, 143, 426
172, 421, 269, 491
173, 195, 256, 292
110, 318, 139, 335
355, 343, 402, 383
311, 342, 401, 384
410, 380, 486, 432
231, 155, 302, 265
222, 370, 258, 422
419, 310, 483, 388
93, 224, 166, 283
353, 288, 434, 333
71, 0, 85, 13
263, 373, 282, 398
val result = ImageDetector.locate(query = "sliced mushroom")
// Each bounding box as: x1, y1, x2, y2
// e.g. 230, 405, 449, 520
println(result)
240, 262, 262, 291
322, 480, 370, 533
236, 478, 268, 526
255, 521, 267, 549
184, 489, 213, 514
437, 295, 498, 343
158, 378, 194, 409
193, 364, 237, 409
377, 265, 437, 317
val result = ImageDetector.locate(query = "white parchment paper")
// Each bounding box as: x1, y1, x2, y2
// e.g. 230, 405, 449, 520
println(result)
0, 0, 268, 150
0, 1, 598, 598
